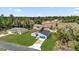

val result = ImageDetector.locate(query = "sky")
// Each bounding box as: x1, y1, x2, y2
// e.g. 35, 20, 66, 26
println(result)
0, 7, 79, 16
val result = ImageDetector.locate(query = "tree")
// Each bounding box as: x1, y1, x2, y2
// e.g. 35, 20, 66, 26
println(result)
75, 43, 79, 51
57, 26, 75, 46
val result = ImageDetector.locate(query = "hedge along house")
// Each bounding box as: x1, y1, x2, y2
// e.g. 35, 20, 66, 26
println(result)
7, 27, 28, 34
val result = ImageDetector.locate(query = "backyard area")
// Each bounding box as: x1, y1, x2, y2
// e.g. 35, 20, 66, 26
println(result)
0, 32, 37, 46
41, 33, 57, 51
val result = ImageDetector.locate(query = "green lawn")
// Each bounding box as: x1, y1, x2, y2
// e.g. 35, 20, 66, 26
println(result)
0, 32, 37, 46
41, 33, 57, 51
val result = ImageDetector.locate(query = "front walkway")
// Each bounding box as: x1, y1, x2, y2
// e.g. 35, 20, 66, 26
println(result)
0, 33, 11, 37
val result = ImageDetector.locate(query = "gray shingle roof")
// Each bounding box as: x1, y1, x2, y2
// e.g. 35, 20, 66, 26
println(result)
8, 27, 28, 34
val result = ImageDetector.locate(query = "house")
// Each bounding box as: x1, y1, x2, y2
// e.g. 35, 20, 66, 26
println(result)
7, 27, 28, 34
31, 30, 50, 40
33, 24, 43, 30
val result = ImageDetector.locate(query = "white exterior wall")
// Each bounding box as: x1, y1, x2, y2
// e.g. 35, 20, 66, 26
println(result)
7, 31, 13, 34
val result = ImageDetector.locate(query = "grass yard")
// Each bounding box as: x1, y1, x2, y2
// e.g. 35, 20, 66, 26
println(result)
0, 32, 37, 46
41, 33, 57, 51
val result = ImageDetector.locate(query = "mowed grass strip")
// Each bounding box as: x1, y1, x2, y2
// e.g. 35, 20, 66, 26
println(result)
41, 33, 57, 51
0, 32, 37, 46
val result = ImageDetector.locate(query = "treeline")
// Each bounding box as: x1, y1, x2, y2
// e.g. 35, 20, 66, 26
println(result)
0, 14, 79, 30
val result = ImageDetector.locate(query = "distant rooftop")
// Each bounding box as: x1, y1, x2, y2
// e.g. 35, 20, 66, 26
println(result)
8, 27, 28, 34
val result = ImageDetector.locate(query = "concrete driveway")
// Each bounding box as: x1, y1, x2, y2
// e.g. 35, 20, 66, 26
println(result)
0, 41, 39, 51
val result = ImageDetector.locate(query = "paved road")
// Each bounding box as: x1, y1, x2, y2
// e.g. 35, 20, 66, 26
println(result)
0, 41, 39, 51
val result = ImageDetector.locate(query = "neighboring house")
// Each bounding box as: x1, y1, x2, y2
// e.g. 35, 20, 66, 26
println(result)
33, 24, 43, 30
7, 27, 28, 34
31, 30, 50, 40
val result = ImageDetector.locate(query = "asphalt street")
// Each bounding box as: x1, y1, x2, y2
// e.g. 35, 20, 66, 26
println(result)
0, 41, 39, 51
